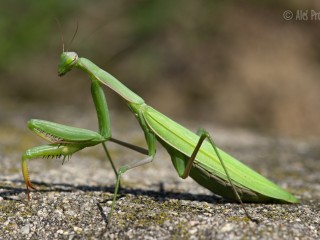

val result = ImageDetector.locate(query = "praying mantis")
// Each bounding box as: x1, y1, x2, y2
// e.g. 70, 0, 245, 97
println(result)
21, 51, 299, 222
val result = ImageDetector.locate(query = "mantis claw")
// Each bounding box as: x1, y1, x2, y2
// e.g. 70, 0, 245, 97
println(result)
25, 179, 37, 202
22, 155, 37, 201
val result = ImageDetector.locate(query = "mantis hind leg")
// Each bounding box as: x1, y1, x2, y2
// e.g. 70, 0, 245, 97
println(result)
181, 128, 256, 222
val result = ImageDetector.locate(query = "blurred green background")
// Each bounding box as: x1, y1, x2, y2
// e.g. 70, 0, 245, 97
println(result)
0, 0, 319, 138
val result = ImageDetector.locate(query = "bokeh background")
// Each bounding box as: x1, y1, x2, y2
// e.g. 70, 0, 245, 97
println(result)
1, 0, 319, 139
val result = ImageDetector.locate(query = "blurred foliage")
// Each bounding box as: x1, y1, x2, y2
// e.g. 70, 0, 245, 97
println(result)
0, 1, 78, 67
0, 0, 319, 138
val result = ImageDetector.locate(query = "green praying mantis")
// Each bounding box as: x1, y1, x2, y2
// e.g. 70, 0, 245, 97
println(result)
22, 50, 299, 222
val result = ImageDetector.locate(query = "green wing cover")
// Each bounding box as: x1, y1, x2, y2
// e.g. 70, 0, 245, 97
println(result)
143, 106, 298, 203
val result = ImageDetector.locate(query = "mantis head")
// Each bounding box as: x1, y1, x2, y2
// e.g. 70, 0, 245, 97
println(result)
58, 51, 78, 76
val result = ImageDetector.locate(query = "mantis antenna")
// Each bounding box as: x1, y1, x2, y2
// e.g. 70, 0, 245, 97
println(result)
67, 21, 79, 51
54, 17, 65, 53
55, 18, 79, 52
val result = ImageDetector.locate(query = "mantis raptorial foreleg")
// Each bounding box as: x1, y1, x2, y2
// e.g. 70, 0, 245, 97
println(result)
21, 79, 115, 199
91, 79, 119, 179
21, 122, 107, 200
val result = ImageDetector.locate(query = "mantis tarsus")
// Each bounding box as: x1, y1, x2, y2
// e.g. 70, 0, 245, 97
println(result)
22, 51, 299, 222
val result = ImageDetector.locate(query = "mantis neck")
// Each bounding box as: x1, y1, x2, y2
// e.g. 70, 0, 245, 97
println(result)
76, 58, 145, 105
